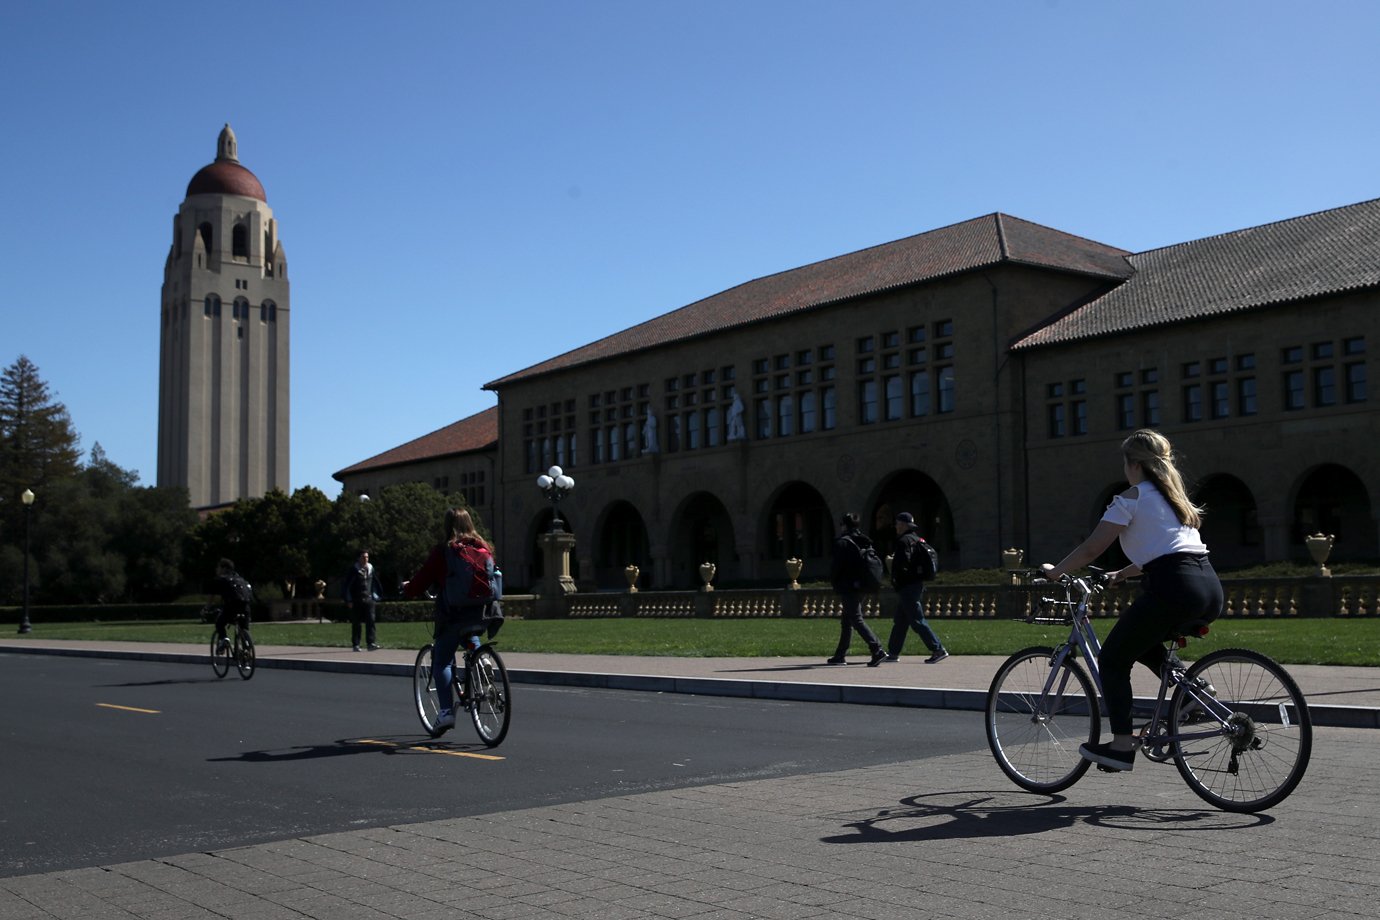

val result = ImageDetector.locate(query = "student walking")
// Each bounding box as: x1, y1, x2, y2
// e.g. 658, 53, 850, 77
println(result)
828, 512, 887, 667
885, 512, 948, 663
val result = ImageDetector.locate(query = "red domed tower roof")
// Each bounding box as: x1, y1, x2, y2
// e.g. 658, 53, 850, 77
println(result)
185, 124, 267, 201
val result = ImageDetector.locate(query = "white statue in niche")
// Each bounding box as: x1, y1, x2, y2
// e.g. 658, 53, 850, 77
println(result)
642, 412, 659, 453
726, 388, 747, 441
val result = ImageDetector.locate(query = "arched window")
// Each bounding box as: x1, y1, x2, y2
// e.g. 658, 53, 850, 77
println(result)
232, 223, 248, 259
204, 294, 221, 318
233, 297, 249, 321
198, 222, 213, 252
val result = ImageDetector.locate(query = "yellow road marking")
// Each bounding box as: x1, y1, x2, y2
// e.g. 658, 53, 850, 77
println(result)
97, 703, 161, 714
356, 739, 504, 761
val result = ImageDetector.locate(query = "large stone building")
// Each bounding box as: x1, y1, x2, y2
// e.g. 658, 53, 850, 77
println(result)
336, 200, 1378, 591
158, 125, 290, 510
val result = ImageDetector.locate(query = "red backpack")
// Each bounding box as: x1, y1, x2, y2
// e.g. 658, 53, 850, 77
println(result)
443, 540, 495, 613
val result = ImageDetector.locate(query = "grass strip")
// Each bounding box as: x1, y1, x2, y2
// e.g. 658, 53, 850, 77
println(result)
9, 616, 1379, 667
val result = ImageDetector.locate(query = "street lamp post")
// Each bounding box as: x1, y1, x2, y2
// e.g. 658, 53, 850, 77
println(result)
536, 466, 575, 533
18, 488, 34, 634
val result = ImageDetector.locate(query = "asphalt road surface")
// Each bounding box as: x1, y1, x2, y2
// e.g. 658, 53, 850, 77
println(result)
0, 653, 984, 877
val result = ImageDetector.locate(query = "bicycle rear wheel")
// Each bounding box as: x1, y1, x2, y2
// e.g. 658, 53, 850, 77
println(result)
986, 646, 1098, 793
1171, 648, 1312, 813
210, 632, 230, 678
235, 630, 256, 680
467, 646, 511, 747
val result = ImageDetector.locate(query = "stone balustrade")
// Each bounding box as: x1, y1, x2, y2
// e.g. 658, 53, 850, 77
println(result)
496, 574, 1380, 620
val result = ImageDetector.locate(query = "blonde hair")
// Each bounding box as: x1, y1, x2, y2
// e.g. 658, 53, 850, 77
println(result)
445, 507, 492, 552
1121, 429, 1203, 529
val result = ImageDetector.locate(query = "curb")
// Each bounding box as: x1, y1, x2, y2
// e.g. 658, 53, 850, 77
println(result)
8, 643, 1377, 729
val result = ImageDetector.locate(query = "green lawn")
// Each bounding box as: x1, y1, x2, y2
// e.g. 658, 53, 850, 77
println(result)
10, 615, 1379, 667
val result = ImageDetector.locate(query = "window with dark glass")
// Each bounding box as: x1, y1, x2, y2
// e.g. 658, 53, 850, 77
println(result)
884, 375, 903, 420
777, 395, 794, 436
1142, 390, 1160, 426
937, 367, 955, 413
756, 399, 771, 438
1048, 403, 1066, 437
860, 379, 878, 424
821, 386, 836, 430
1183, 383, 1203, 422
1211, 380, 1229, 418
1313, 367, 1336, 406
1283, 370, 1305, 410
911, 372, 930, 417
799, 390, 816, 432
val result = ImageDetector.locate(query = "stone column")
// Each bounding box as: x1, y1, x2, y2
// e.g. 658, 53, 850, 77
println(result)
537, 531, 577, 618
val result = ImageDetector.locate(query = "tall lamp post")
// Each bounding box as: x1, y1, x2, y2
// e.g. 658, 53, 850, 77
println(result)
536, 466, 575, 532
18, 488, 34, 634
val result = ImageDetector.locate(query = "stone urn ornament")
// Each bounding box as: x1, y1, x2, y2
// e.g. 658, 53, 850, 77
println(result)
624, 564, 640, 593
1002, 548, 1025, 584
784, 557, 803, 590
698, 561, 717, 592
1305, 533, 1335, 577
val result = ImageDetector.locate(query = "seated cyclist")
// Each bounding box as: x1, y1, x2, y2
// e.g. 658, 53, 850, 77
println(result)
404, 508, 497, 734
210, 558, 253, 647
1040, 429, 1223, 773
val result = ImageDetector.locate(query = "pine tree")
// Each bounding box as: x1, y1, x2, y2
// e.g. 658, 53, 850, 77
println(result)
0, 355, 82, 527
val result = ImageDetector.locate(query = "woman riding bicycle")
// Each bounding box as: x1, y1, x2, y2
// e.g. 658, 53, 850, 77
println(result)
403, 508, 496, 735
1040, 429, 1223, 773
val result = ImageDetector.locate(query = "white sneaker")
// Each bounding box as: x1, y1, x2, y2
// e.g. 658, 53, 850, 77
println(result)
435, 709, 456, 732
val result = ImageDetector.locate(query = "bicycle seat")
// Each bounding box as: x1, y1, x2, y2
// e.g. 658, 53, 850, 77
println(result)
1163, 619, 1212, 642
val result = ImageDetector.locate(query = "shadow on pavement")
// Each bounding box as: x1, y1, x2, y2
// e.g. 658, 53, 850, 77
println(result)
206, 736, 499, 763
820, 789, 1271, 844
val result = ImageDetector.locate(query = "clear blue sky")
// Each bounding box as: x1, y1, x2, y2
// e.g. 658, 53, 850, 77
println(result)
3, 1, 1378, 499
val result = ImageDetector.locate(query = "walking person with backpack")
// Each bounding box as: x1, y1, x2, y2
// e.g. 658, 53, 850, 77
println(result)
884, 512, 948, 663
343, 549, 383, 651
828, 512, 888, 667
210, 558, 253, 649
403, 508, 498, 734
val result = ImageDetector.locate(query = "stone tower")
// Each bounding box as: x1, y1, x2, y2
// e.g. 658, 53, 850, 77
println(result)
157, 124, 290, 508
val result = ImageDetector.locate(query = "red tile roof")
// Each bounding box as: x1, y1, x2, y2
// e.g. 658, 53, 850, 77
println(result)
1014, 198, 1380, 349
333, 406, 497, 480
485, 214, 1130, 388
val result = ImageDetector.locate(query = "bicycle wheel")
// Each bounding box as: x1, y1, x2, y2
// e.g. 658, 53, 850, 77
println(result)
210, 632, 230, 678
1171, 648, 1312, 813
414, 644, 445, 737
986, 646, 1099, 793
235, 631, 256, 680
467, 646, 511, 747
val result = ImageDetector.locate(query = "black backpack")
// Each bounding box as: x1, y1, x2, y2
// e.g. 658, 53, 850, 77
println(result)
227, 574, 254, 612
851, 537, 886, 591
917, 539, 940, 581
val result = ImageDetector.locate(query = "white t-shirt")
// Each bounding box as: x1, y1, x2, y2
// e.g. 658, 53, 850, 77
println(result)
1100, 479, 1208, 567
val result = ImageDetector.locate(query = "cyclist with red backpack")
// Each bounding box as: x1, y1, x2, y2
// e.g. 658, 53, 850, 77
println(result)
403, 508, 498, 734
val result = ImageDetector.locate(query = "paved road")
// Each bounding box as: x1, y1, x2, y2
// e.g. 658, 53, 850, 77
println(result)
0, 655, 978, 878
2, 642, 1377, 919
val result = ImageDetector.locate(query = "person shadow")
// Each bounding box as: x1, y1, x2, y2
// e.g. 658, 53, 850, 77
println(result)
820, 789, 1271, 844
206, 736, 499, 763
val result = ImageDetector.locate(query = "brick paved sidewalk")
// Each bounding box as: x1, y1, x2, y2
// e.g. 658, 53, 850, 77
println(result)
2, 726, 1375, 920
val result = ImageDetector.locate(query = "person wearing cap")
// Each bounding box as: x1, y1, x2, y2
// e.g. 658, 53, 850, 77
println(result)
827, 512, 888, 667
885, 511, 948, 663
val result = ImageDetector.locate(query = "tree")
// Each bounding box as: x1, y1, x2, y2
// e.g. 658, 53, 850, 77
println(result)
0, 356, 81, 539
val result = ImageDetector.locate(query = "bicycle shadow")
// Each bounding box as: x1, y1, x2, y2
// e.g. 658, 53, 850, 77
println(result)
99, 677, 227, 687
206, 736, 499, 763
820, 789, 1271, 844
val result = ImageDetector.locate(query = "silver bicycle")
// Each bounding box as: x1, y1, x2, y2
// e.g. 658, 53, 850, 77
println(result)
985, 568, 1311, 813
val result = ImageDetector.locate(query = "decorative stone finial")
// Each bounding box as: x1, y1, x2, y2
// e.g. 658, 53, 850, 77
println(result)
217, 123, 239, 162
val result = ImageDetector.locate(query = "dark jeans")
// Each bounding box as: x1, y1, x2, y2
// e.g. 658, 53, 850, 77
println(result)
887, 583, 942, 657
833, 592, 882, 658
431, 618, 473, 713
1100, 553, 1223, 735
350, 601, 377, 647
215, 608, 250, 640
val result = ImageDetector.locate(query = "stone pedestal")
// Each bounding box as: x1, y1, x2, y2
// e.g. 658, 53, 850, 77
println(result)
537, 531, 578, 617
